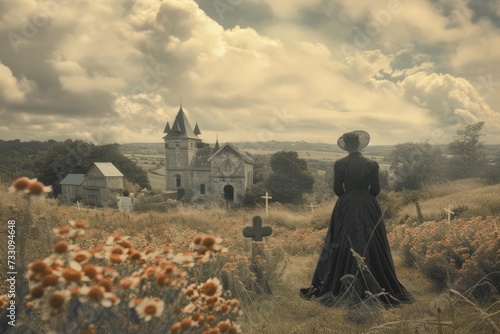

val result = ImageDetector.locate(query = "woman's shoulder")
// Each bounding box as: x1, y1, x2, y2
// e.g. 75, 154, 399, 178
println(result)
334, 154, 379, 173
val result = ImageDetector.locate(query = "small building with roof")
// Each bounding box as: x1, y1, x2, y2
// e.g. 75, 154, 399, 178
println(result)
60, 174, 85, 202
60, 162, 125, 207
163, 104, 254, 203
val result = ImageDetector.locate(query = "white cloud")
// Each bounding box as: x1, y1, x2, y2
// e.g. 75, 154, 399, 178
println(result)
0, 62, 33, 103
342, 50, 393, 83
0, 0, 498, 145
398, 71, 496, 128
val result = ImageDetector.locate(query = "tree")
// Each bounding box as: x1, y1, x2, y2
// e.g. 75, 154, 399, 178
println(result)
267, 151, 314, 204
312, 162, 335, 203
34, 140, 150, 196
447, 122, 488, 179
390, 142, 444, 191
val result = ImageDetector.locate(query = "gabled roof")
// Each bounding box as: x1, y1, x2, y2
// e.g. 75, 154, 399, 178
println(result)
208, 143, 255, 164
164, 106, 200, 140
92, 162, 123, 177
60, 174, 85, 185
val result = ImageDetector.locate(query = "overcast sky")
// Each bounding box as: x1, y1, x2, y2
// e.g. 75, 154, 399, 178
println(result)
1, 0, 499, 146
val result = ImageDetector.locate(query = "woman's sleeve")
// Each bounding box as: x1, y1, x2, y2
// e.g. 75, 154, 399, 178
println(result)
333, 167, 345, 197
368, 165, 381, 197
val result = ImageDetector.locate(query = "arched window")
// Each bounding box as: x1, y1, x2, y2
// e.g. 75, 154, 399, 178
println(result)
175, 175, 181, 187
200, 184, 206, 195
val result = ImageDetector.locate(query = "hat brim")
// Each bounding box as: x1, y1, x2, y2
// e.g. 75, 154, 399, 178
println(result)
337, 130, 370, 152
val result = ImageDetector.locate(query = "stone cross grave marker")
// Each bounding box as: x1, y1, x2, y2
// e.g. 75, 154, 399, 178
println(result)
309, 203, 317, 212
444, 205, 454, 223
261, 192, 272, 214
242, 215, 273, 294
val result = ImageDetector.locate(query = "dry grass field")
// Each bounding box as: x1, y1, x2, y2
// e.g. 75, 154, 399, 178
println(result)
0, 179, 499, 333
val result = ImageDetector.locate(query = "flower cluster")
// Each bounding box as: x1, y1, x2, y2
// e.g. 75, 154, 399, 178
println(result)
391, 216, 500, 300
169, 277, 242, 333
22, 219, 239, 333
8, 177, 52, 198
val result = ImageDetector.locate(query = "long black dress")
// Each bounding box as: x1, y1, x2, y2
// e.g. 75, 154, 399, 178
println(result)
300, 151, 413, 306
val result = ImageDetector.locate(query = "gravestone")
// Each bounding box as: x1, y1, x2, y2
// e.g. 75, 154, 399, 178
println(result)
444, 205, 454, 223
242, 215, 273, 294
309, 203, 317, 212
261, 192, 272, 214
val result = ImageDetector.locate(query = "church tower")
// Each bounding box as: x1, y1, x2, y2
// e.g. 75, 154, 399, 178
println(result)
163, 104, 202, 199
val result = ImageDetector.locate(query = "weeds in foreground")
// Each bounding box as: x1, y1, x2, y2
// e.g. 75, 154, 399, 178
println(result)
391, 217, 500, 300
0, 218, 241, 333
365, 288, 500, 334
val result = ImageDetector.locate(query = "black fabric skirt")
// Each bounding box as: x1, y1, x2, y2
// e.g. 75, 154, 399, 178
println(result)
300, 190, 413, 306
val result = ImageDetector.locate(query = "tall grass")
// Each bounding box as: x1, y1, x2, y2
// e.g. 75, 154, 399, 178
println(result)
395, 182, 500, 223
1, 177, 499, 333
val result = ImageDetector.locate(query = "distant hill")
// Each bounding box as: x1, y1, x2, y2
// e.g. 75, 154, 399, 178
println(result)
119, 141, 500, 161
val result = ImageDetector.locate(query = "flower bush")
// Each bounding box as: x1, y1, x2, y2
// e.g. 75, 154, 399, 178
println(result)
0, 218, 242, 333
390, 216, 500, 300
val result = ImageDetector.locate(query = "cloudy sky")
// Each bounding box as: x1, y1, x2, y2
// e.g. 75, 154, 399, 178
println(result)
0, 0, 499, 146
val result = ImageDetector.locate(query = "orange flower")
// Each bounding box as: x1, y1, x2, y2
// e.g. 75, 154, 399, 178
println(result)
180, 318, 191, 330
82, 264, 100, 280
28, 181, 52, 195
87, 285, 104, 302
30, 286, 45, 299
62, 268, 82, 283
218, 320, 231, 333
42, 274, 59, 287
128, 250, 142, 262
134, 297, 165, 321
9, 177, 35, 192
54, 240, 69, 254
170, 323, 181, 333
48, 292, 66, 309
72, 251, 92, 264
30, 260, 49, 274
118, 277, 140, 290
202, 278, 222, 297
69, 219, 90, 229
98, 278, 113, 292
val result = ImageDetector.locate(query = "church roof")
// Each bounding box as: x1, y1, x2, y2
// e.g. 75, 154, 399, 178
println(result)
164, 106, 200, 140
92, 162, 124, 177
208, 143, 255, 164
60, 174, 85, 185
191, 146, 213, 168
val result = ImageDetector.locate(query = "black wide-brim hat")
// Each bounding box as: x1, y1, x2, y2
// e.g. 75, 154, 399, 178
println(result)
337, 130, 370, 152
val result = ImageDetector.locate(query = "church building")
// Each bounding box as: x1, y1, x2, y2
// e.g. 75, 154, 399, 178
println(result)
163, 105, 254, 203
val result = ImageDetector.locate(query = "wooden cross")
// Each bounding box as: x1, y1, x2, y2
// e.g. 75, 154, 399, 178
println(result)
444, 205, 454, 223
77, 201, 81, 211
309, 203, 317, 212
243, 215, 273, 242
261, 192, 272, 214
242, 215, 273, 294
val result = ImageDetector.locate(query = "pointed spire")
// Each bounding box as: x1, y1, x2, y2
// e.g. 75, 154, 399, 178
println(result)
214, 134, 220, 152
193, 123, 201, 136
180, 96, 182, 110
164, 100, 201, 140
172, 121, 182, 132
163, 121, 171, 134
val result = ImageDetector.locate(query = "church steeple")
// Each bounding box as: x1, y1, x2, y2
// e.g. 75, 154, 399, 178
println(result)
165, 102, 200, 140
163, 121, 171, 134
194, 123, 201, 136
214, 134, 220, 152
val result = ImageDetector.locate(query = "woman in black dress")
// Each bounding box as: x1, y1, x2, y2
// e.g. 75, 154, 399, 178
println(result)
300, 130, 413, 306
